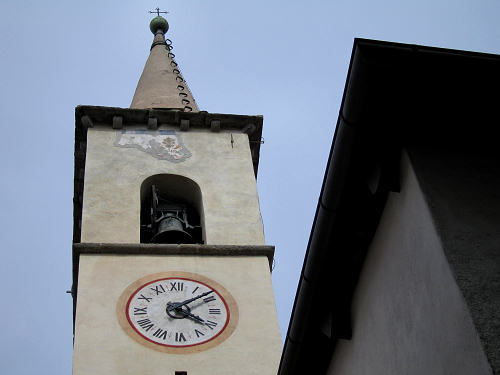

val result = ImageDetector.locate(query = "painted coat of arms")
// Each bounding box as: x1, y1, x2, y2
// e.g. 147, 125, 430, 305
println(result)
114, 130, 191, 162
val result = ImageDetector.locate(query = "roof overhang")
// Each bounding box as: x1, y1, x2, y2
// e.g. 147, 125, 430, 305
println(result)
278, 38, 500, 375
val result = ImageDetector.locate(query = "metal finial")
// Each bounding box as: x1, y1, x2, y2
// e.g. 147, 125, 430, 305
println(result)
149, 7, 169, 17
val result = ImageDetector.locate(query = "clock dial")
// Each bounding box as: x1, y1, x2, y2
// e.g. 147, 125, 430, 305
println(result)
117, 272, 238, 353
127, 277, 229, 347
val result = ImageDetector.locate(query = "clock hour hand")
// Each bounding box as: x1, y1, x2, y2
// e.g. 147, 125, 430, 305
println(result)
166, 290, 214, 312
166, 302, 205, 323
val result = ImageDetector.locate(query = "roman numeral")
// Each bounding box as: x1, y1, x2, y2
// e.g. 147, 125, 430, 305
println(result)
205, 320, 218, 330
138, 294, 152, 303
169, 282, 184, 291
203, 296, 216, 303
133, 307, 148, 315
209, 308, 221, 315
175, 332, 186, 342
137, 318, 154, 332
153, 328, 168, 340
151, 284, 165, 295
192, 286, 199, 294
194, 329, 205, 338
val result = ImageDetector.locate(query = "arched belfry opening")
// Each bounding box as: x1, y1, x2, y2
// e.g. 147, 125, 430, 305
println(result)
140, 174, 204, 244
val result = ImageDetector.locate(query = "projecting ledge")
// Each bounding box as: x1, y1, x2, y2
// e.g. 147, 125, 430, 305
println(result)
73, 243, 275, 270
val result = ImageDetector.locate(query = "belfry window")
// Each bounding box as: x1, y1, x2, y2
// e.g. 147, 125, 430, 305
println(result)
140, 174, 204, 244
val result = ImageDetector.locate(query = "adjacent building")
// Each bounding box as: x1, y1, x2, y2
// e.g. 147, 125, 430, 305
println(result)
279, 39, 500, 375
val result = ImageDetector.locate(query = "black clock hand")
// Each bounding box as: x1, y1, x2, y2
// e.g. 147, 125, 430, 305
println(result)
166, 290, 214, 312
166, 303, 205, 323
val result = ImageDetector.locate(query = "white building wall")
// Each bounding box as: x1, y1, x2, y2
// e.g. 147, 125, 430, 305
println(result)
327, 152, 492, 375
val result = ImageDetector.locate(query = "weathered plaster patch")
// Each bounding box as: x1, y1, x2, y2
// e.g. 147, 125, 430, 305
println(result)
114, 129, 191, 162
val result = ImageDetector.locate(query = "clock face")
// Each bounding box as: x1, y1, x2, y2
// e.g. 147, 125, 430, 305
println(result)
117, 272, 238, 353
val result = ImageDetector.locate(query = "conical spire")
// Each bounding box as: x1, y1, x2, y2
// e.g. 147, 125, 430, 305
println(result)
130, 15, 199, 111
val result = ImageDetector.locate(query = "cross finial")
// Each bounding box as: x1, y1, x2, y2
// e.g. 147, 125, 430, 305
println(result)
149, 7, 169, 17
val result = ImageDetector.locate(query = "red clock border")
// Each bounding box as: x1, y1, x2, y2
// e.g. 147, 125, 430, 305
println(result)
116, 271, 239, 354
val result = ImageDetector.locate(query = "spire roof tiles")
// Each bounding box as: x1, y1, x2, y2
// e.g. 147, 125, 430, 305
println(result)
130, 16, 199, 112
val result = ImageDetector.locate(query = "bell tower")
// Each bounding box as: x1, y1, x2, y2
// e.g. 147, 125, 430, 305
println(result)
71, 12, 282, 375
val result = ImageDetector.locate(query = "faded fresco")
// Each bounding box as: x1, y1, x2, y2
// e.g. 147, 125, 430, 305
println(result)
114, 129, 191, 162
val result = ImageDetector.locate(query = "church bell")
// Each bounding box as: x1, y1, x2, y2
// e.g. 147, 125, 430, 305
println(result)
147, 185, 200, 244
151, 212, 194, 244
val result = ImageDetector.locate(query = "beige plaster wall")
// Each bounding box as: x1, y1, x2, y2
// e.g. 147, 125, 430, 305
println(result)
81, 127, 264, 245
327, 152, 492, 375
73, 254, 282, 375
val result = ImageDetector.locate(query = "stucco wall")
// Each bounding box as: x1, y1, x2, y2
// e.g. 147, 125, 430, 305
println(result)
73, 254, 282, 375
81, 126, 264, 245
327, 152, 492, 375
409, 149, 500, 373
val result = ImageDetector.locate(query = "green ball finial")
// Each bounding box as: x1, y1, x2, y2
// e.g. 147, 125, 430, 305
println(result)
150, 16, 169, 34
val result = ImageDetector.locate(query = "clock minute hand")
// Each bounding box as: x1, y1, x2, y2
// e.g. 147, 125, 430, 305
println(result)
166, 290, 214, 312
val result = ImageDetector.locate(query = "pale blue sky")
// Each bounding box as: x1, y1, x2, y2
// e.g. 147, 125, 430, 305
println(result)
0, 1, 499, 373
